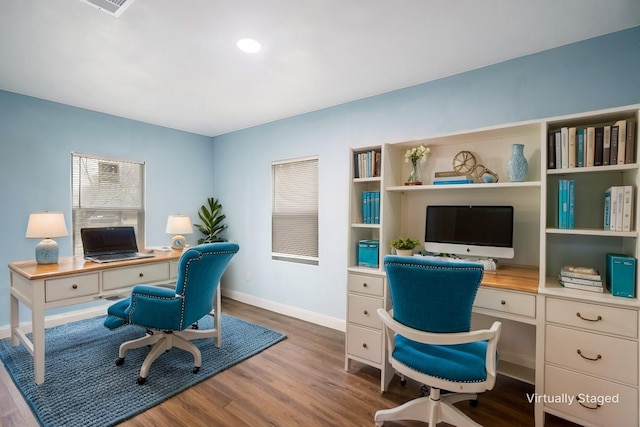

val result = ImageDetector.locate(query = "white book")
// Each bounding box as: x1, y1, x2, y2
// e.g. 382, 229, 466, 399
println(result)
622, 185, 634, 232
586, 126, 595, 167
615, 119, 627, 165
558, 274, 603, 287
561, 127, 569, 169
568, 127, 576, 168
559, 280, 604, 293
616, 185, 624, 231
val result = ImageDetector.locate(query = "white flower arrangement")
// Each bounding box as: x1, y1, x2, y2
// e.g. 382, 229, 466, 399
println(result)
404, 145, 430, 164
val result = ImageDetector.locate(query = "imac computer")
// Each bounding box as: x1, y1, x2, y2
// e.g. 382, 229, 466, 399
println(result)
424, 205, 514, 260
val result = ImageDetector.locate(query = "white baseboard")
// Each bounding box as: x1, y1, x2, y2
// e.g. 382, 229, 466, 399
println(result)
222, 289, 346, 332
0, 306, 109, 340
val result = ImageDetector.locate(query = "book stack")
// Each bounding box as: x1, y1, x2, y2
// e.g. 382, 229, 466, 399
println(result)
433, 175, 474, 185
604, 186, 634, 232
362, 191, 380, 224
547, 119, 636, 169
354, 150, 381, 178
558, 265, 603, 293
557, 179, 574, 229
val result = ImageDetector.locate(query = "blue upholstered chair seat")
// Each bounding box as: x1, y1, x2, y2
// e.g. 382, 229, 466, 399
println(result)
394, 335, 488, 383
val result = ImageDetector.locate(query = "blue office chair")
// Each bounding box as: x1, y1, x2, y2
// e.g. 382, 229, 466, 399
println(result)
104, 242, 239, 384
375, 255, 501, 427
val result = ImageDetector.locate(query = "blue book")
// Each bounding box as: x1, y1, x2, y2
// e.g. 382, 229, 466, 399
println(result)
558, 180, 568, 229
362, 191, 370, 224
604, 187, 611, 230
433, 180, 474, 185
568, 180, 575, 229
373, 191, 380, 224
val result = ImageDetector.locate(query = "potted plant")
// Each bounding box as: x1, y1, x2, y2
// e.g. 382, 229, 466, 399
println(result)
194, 197, 227, 244
390, 237, 420, 256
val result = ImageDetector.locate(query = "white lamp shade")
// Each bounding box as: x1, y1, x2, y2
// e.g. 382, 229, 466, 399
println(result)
165, 215, 193, 235
25, 212, 68, 238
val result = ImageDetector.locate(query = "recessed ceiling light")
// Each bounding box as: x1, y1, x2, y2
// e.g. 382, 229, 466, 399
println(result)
237, 38, 261, 53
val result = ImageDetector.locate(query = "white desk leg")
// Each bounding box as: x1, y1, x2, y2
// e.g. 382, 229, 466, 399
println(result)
214, 286, 221, 347
32, 282, 46, 385
10, 292, 19, 347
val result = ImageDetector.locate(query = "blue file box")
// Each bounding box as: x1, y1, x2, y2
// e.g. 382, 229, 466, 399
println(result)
358, 240, 379, 268
606, 253, 636, 298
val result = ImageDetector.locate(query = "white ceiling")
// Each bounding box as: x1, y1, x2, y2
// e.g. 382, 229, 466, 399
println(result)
1, 1, 639, 137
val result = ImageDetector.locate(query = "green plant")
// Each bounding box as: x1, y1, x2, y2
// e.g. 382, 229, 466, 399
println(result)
194, 197, 227, 244
389, 237, 420, 250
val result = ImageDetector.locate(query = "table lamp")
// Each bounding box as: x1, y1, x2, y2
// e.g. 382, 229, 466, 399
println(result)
165, 215, 193, 250
25, 212, 69, 264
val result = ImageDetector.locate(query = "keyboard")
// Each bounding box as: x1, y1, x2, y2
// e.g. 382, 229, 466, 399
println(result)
85, 252, 154, 263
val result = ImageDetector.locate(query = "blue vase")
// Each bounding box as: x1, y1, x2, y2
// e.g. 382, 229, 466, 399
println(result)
507, 144, 528, 182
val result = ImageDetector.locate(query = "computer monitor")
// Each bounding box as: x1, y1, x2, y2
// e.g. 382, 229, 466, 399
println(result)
424, 205, 515, 259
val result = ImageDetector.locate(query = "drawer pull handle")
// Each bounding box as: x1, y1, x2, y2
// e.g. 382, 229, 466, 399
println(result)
577, 349, 602, 361
362, 343, 368, 349
500, 300, 506, 305
362, 283, 368, 288
139, 273, 144, 278
576, 312, 602, 322
577, 398, 601, 410
72, 284, 78, 290
363, 310, 368, 315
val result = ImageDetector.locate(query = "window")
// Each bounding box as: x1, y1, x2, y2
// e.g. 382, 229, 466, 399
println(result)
71, 153, 145, 256
272, 156, 318, 264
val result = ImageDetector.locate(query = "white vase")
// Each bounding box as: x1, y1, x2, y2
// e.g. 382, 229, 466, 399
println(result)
395, 249, 414, 256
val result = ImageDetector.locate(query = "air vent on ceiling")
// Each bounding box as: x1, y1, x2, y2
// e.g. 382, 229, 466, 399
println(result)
80, 0, 136, 17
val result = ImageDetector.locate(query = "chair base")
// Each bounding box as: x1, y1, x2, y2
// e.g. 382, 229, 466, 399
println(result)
115, 318, 220, 384
375, 388, 481, 427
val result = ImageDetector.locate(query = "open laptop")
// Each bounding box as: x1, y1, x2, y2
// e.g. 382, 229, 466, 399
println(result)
81, 226, 154, 263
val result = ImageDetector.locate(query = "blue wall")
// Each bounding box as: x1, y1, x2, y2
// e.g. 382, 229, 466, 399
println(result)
0, 92, 214, 326
1, 27, 639, 328
212, 27, 640, 324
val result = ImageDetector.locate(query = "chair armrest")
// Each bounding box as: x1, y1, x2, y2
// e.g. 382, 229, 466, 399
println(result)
376, 308, 499, 346
131, 284, 177, 299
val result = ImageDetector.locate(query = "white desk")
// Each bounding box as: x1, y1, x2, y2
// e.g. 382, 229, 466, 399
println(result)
8, 250, 221, 384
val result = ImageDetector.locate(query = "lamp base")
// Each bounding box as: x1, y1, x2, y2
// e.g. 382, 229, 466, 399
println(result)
171, 235, 187, 250
35, 238, 59, 264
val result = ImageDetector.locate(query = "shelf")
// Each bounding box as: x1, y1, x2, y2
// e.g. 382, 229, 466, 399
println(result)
547, 163, 638, 175
386, 181, 541, 192
541, 277, 640, 308
351, 223, 381, 229
545, 228, 638, 237
353, 176, 381, 183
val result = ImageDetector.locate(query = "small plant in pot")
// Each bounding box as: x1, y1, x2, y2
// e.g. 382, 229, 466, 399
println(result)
194, 197, 227, 244
390, 237, 420, 256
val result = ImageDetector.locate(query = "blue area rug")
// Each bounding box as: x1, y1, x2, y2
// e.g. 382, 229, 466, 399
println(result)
0, 314, 286, 427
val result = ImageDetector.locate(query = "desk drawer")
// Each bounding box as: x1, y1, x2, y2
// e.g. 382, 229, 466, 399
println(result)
544, 364, 638, 427
347, 324, 382, 364
45, 273, 99, 303
545, 324, 638, 385
473, 287, 536, 318
546, 298, 638, 338
347, 273, 384, 297
348, 294, 383, 329
102, 262, 170, 291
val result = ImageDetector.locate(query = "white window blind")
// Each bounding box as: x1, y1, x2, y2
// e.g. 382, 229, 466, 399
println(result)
71, 153, 145, 256
272, 156, 318, 264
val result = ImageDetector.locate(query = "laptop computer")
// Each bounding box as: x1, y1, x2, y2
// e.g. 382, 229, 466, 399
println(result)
81, 226, 155, 263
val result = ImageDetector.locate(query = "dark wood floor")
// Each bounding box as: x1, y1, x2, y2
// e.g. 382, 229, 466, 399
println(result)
1, 298, 580, 426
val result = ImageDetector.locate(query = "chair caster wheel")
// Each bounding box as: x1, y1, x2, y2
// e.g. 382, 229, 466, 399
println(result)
193, 366, 200, 374
115, 357, 124, 366
469, 399, 479, 407
137, 376, 146, 385
400, 379, 406, 386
